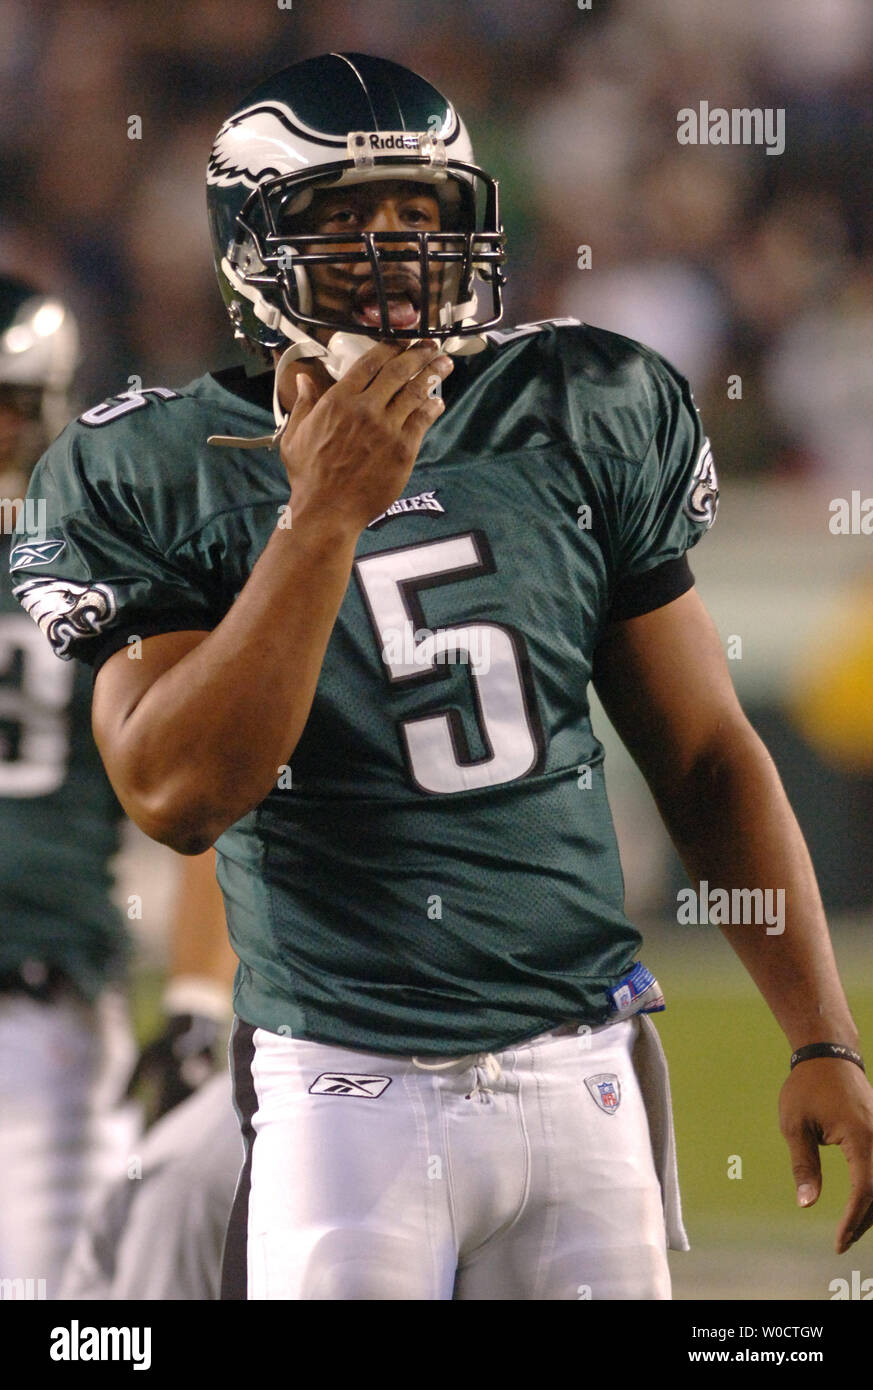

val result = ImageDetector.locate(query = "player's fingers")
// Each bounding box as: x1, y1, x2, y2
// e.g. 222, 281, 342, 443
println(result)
276, 375, 319, 458
837, 1197, 873, 1254
841, 1198, 873, 1251
835, 1141, 873, 1252
363, 340, 445, 408
288, 374, 319, 425
333, 339, 407, 395
401, 394, 446, 450
388, 355, 453, 424
784, 1123, 823, 1208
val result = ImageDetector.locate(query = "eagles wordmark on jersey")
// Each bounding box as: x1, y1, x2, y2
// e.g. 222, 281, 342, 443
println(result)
11, 318, 717, 1053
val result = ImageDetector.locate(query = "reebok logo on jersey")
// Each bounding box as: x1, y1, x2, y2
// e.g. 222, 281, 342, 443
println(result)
8, 537, 66, 570
584, 1073, 621, 1114
308, 1073, 392, 1098
367, 490, 444, 529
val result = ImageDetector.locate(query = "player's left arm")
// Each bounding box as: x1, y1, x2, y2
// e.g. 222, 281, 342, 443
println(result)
593, 585, 873, 1254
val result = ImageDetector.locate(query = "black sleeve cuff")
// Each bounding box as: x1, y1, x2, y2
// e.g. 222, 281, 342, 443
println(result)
608, 554, 695, 622
89, 615, 215, 677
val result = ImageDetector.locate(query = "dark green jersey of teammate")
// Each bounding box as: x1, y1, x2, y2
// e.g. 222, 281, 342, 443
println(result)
10, 320, 718, 1051
0, 531, 126, 998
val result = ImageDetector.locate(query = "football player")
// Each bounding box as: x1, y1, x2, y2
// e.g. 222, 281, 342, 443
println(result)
0, 275, 233, 1296
58, 1072, 241, 1301
0, 274, 139, 1298
57, 851, 238, 1301
11, 55, 873, 1301
124, 846, 237, 1129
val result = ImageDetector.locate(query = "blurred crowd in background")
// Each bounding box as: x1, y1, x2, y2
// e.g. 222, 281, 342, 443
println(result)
1, 0, 872, 917
1, 0, 872, 491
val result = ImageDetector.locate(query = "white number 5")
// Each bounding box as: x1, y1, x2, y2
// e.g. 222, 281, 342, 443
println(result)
355, 533, 543, 794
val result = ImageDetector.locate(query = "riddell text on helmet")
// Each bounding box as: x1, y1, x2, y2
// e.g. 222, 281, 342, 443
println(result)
354, 132, 422, 151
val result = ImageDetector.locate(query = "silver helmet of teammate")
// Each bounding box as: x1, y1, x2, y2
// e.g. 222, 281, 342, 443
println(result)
0, 274, 79, 478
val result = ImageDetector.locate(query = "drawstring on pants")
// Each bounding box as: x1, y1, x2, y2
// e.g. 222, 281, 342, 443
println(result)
412, 1051, 503, 1103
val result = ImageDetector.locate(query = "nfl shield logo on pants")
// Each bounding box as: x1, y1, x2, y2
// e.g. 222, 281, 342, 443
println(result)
585, 1073, 621, 1114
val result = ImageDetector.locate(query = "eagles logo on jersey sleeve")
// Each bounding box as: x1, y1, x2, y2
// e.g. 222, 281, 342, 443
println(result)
598, 337, 718, 604
13, 574, 118, 658
8, 399, 228, 666
683, 438, 719, 530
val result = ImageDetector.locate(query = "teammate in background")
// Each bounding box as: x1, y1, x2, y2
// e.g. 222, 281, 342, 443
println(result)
60, 851, 239, 1301
12, 56, 873, 1300
58, 1070, 241, 1300
0, 275, 232, 1297
0, 274, 136, 1299
126, 844, 237, 1126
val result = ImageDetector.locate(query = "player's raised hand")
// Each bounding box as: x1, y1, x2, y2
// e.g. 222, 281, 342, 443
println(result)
276, 339, 453, 532
778, 1059, 873, 1253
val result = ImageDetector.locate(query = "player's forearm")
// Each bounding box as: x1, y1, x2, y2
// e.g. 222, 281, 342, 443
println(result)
113, 504, 360, 851
655, 721, 859, 1052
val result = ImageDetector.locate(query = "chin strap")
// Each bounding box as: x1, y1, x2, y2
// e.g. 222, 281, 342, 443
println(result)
207, 340, 319, 450
207, 256, 488, 450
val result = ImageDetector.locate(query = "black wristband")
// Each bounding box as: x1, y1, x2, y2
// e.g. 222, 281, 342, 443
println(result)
789, 1042, 865, 1073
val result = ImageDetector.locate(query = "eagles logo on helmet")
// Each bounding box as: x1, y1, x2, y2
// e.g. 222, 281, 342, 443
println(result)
205, 52, 506, 398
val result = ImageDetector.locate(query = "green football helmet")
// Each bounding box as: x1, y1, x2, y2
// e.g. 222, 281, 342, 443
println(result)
206, 52, 506, 382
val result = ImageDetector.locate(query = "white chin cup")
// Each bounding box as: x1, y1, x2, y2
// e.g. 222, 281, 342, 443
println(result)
321, 331, 382, 381
267, 332, 388, 393
321, 327, 487, 380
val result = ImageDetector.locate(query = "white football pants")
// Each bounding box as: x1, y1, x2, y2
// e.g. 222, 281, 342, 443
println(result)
0, 989, 139, 1299
226, 1015, 684, 1300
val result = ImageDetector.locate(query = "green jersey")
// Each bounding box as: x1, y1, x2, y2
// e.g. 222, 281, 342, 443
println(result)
11, 319, 717, 1050
0, 531, 126, 997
